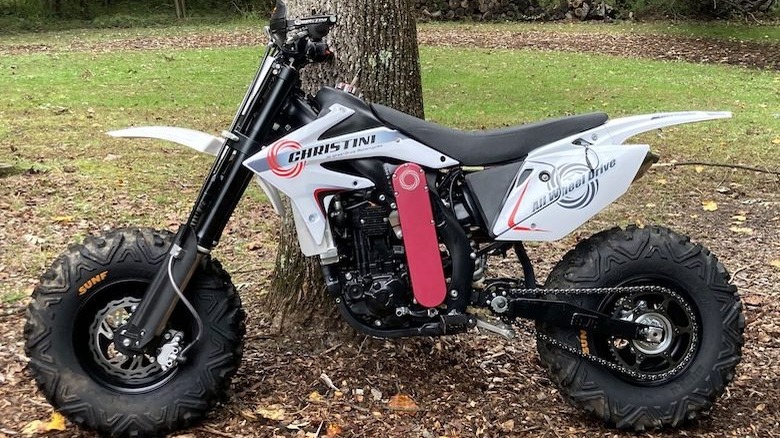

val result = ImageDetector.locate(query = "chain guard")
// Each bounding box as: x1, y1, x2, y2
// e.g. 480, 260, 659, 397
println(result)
488, 285, 699, 382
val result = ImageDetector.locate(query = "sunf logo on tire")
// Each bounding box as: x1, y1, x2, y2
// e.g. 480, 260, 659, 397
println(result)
268, 140, 304, 178
79, 271, 108, 295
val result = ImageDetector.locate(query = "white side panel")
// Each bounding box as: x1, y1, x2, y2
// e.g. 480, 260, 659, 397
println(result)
244, 104, 458, 251
255, 176, 286, 216
493, 144, 649, 241
108, 126, 224, 155
291, 200, 339, 260
490, 110, 730, 241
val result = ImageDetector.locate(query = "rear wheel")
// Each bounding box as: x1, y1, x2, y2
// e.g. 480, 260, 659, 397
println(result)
25, 228, 245, 437
536, 226, 744, 430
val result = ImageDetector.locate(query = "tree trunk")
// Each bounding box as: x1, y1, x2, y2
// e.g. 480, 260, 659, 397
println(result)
264, 0, 425, 333
173, 0, 187, 19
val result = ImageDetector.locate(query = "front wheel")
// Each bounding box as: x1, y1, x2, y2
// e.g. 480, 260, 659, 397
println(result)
536, 226, 744, 431
25, 228, 245, 437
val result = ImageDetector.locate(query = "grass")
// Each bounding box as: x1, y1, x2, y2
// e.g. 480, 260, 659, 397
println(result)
0, 30, 778, 303
422, 48, 779, 164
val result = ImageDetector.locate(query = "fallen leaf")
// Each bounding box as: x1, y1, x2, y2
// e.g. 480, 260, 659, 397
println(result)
239, 409, 257, 421
246, 241, 263, 251
326, 423, 343, 437
23, 234, 44, 245
772, 137, 780, 145
308, 391, 324, 403
320, 373, 339, 391
729, 226, 753, 235
22, 412, 66, 435
757, 403, 766, 412
370, 387, 382, 401
22, 421, 44, 435
53, 215, 74, 223
500, 419, 515, 432
743, 294, 763, 306
769, 260, 780, 270
694, 165, 704, 173
388, 394, 419, 413
732, 214, 747, 222
256, 405, 286, 421
701, 200, 718, 212
655, 178, 667, 185
286, 420, 310, 430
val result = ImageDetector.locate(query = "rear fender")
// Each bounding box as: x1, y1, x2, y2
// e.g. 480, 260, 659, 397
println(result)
527, 111, 732, 156
598, 111, 732, 146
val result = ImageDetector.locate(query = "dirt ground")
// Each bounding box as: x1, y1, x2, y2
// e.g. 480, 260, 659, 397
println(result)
1, 27, 779, 438
1, 27, 779, 70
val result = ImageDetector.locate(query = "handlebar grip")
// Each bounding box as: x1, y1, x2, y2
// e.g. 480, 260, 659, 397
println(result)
297, 14, 337, 41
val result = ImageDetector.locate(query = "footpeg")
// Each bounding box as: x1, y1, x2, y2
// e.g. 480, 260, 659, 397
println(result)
475, 317, 516, 340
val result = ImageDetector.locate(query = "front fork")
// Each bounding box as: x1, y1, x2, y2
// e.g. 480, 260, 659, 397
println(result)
114, 63, 299, 355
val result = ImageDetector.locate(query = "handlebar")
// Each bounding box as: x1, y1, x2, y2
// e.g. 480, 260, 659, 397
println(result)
268, 8, 337, 68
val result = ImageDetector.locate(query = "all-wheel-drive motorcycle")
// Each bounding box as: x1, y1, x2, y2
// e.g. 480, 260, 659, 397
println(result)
25, 2, 744, 436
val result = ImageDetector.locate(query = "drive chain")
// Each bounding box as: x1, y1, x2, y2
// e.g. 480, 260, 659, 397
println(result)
503, 285, 699, 382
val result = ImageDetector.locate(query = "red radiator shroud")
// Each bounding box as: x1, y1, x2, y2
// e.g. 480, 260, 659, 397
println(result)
391, 163, 447, 308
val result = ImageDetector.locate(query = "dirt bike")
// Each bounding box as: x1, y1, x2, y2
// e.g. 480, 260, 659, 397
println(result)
25, 2, 744, 436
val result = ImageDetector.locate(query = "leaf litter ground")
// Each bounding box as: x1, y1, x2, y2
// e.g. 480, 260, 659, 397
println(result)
1, 26, 779, 70
0, 26, 779, 438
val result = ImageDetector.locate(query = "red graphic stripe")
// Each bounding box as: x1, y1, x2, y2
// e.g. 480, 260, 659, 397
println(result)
506, 181, 546, 232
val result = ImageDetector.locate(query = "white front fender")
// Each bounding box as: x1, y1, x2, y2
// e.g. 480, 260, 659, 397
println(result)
108, 126, 287, 216
107, 126, 224, 156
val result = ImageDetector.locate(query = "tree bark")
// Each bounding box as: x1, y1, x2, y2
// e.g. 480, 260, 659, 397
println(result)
264, 0, 424, 333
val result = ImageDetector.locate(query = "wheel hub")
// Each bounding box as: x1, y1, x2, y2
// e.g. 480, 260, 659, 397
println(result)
88, 297, 162, 381
602, 288, 698, 379
633, 312, 673, 355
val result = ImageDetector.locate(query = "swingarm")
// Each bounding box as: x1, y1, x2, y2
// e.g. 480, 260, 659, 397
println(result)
477, 285, 666, 343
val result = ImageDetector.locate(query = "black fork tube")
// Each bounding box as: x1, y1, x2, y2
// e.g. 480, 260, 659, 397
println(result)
115, 64, 299, 353
194, 65, 298, 248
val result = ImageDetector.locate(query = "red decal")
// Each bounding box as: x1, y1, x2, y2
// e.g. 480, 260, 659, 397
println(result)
268, 139, 304, 178
507, 181, 530, 230
313, 188, 342, 214
507, 181, 546, 232
392, 163, 446, 308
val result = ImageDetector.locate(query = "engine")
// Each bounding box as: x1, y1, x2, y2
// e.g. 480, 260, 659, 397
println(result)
323, 159, 483, 332
328, 190, 416, 328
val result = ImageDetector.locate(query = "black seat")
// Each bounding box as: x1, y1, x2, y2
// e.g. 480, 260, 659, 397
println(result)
371, 104, 609, 166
